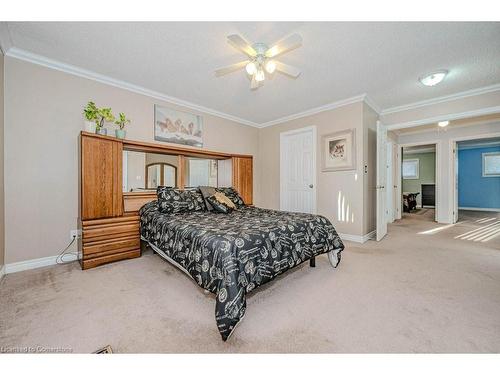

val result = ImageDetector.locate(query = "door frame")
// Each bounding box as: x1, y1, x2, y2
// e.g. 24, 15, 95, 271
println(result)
386, 140, 395, 223
280, 125, 317, 213
449, 130, 500, 223
397, 140, 440, 222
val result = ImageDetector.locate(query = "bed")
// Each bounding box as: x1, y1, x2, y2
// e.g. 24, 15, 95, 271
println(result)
139, 195, 344, 341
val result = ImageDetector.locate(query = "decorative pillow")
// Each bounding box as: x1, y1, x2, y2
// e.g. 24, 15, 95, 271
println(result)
206, 195, 234, 214
199, 186, 217, 211
214, 191, 236, 209
216, 187, 245, 208
157, 187, 191, 214
185, 188, 206, 212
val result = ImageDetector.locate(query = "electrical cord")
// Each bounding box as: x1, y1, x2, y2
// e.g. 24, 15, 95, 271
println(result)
56, 235, 78, 265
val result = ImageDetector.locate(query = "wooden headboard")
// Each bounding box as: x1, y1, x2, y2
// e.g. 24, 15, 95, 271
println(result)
79, 131, 253, 269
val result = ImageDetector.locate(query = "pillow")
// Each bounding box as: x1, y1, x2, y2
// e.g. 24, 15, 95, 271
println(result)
185, 188, 206, 212
157, 187, 189, 214
216, 187, 245, 208
206, 195, 234, 214
214, 191, 236, 209
199, 186, 217, 211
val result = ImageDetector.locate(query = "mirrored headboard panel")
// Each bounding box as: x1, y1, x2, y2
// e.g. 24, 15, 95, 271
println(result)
123, 150, 179, 192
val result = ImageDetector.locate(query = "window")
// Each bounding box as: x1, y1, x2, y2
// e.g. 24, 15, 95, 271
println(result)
402, 159, 419, 179
483, 152, 500, 177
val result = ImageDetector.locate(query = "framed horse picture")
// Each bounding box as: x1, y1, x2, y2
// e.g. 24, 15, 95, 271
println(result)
321, 129, 356, 171
154, 104, 203, 147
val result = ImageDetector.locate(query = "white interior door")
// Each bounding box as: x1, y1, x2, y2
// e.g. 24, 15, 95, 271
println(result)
376, 121, 388, 241
280, 126, 316, 213
386, 141, 394, 223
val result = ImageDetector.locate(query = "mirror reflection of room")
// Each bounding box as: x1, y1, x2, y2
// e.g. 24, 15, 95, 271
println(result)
123, 151, 179, 192
123, 151, 233, 192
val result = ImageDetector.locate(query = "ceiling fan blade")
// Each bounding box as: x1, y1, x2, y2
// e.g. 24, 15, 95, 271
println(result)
227, 34, 257, 57
265, 34, 302, 58
215, 60, 250, 77
250, 75, 259, 89
275, 62, 301, 78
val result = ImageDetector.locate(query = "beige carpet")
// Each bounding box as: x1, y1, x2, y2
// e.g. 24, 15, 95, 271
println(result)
1, 210, 499, 353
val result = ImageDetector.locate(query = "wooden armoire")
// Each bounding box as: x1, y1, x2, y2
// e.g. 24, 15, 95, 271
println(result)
79, 132, 253, 270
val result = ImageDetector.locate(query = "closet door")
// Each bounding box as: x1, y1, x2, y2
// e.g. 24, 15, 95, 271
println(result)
81, 135, 123, 220
232, 156, 253, 205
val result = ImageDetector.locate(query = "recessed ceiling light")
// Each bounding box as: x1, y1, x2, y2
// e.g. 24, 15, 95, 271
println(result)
438, 121, 449, 127
419, 70, 448, 87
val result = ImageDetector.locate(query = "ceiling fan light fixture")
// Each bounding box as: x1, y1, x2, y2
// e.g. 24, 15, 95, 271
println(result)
265, 60, 277, 74
245, 61, 257, 75
255, 69, 265, 82
419, 70, 448, 87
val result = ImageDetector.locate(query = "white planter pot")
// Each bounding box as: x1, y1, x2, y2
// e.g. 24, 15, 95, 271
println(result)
84, 121, 97, 133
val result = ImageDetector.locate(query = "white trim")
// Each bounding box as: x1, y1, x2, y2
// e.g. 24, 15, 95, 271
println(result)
450, 131, 500, 223
280, 125, 317, 214
364, 94, 381, 114
395, 117, 500, 136
4, 254, 78, 274
381, 84, 500, 115
0, 265, 5, 280
260, 95, 367, 128
386, 106, 500, 131
459, 207, 500, 212
339, 230, 376, 244
6, 47, 260, 128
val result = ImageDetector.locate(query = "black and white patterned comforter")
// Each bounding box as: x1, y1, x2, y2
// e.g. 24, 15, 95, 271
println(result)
139, 201, 344, 340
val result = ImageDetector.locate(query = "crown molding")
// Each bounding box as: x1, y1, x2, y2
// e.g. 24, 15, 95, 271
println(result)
387, 105, 500, 131
258, 94, 369, 128
381, 83, 500, 115
6, 47, 260, 128
363, 94, 381, 114
0, 22, 13, 55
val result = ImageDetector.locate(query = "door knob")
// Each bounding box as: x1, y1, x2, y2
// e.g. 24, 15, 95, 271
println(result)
309, 184, 314, 188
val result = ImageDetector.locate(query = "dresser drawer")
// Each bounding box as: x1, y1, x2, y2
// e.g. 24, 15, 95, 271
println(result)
80, 215, 141, 269
82, 249, 141, 270
83, 235, 140, 259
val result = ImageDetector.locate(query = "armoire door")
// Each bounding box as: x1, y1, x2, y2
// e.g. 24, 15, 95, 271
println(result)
81, 135, 123, 220
232, 156, 253, 205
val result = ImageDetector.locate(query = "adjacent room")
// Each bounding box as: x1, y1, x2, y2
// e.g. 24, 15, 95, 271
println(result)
401, 144, 436, 222
0, 18, 499, 360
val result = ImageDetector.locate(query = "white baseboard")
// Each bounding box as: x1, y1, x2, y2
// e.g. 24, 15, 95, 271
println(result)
4, 254, 78, 274
459, 206, 500, 213
339, 230, 376, 244
0, 265, 5, 280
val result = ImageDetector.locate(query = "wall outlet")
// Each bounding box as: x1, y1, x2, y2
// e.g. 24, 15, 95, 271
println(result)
70, 229, 82, 241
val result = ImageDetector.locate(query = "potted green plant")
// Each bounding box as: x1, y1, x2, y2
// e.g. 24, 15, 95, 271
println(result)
96, 107, 115, 135
114, 112, 130, 139
83, 101, 99, 133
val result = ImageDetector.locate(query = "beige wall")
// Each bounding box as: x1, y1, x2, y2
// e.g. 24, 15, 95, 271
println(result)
4, 57, 260, 264
258, 101, 375, 237
0, 51, 4, 270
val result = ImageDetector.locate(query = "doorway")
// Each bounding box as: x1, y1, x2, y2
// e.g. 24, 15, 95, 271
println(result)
452, 136, 500, 223
280, 126, 317, 214
400, 143, 438, 223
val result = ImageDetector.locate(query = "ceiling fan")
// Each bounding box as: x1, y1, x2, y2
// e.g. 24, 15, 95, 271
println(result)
215, 33, 302, 89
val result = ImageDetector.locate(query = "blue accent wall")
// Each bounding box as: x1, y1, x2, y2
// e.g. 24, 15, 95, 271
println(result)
458, 146, 500, 209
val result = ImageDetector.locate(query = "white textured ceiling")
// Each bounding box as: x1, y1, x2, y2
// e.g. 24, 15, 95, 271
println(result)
3, 22, 500, 124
